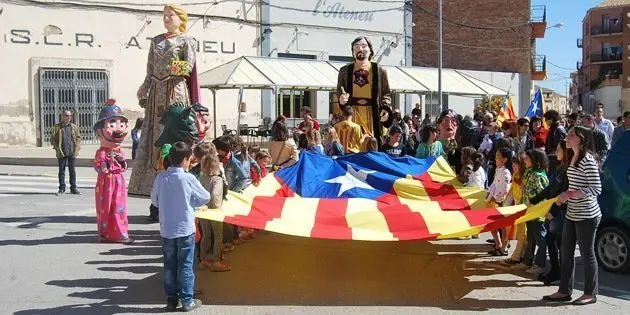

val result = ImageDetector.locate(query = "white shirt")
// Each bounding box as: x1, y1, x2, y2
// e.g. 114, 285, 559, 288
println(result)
595, 117, 614, 147
487, 166, 512, 204
466, 167, 486, 189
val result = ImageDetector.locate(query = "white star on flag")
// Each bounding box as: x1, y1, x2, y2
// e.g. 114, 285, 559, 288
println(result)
531, 101, 539, 114
324, 164, 376, 197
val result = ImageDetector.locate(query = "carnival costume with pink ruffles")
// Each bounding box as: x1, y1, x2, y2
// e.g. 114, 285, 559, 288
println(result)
93, 100, 133, 243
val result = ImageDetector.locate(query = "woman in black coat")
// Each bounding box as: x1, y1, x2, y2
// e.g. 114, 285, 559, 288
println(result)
530, 139, 571, 285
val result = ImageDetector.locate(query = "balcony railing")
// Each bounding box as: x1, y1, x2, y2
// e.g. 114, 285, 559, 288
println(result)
531, 5, 546, 23
577, 38, 583, 48
604, 73, 621, 79
591, 19, 623, 35
591, 53, 623, 62
532, 55, 546, 72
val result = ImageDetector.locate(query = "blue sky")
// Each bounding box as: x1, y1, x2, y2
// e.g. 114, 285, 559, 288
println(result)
535, 0, 603, 94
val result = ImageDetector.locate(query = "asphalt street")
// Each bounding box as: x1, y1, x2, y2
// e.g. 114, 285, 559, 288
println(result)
0, 165, 629, 315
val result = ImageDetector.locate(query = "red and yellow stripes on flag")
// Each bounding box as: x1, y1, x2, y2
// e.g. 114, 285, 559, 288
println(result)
195, 157, 555, 242
496, 88, 518, 127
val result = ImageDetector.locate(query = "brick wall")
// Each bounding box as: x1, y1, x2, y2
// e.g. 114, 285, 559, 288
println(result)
412, 0, 532, 73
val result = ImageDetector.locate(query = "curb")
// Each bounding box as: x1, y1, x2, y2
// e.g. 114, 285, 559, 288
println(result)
0, 172, 99, 181
0, 157, 132, 168
0, 172, 56, 178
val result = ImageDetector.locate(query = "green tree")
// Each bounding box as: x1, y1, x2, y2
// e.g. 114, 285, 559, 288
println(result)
474, 95, 505, 114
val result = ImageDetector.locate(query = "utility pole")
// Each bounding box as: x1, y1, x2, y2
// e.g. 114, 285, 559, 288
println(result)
565, 80, 569, 115
438, 0, 444, 111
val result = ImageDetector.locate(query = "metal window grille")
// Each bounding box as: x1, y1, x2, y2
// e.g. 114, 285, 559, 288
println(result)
39, 68, 109, 145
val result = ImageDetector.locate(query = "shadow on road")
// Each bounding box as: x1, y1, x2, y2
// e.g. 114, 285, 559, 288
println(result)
192, 233, 566, 310
11, 229, 166, 315
0, 227, 160, 246
8, 229, 630, 314
0, 215, 156, 230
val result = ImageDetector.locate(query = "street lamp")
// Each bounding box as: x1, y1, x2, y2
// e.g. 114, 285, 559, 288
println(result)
547, 22, 564, 30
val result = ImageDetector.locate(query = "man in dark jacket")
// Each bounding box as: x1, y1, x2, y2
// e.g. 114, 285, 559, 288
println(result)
50, 110, 81, 196
543, 110, 566, 156
581, 114, 609, 160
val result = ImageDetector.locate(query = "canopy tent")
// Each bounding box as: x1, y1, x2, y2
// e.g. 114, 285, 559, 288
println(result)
198, 56, 508, 136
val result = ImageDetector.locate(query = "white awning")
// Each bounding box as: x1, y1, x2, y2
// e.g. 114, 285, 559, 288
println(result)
198, 57, 274, 89
246, 57, 339, 91
199, 56, 507, 96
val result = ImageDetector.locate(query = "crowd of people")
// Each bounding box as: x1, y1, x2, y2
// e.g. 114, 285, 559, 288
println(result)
147, 99, 629, 310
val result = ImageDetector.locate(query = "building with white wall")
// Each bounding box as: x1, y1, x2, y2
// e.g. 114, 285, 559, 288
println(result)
260, 0, 411, 126
0, 0, 261, 146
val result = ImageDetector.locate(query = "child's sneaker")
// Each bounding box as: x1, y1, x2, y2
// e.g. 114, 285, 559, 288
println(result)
182, 299, 202, 312
199, 260, 212, 270
526, 265, 545, 274
210, 260, 231, 272
222, 243, 234, 254
511, 263, 530, 270
233, 237, 245, 245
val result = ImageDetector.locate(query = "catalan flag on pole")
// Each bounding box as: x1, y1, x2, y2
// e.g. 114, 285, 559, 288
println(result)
496, 87, 518, 127
196, 152, 554, 241
526, 89, 548, 128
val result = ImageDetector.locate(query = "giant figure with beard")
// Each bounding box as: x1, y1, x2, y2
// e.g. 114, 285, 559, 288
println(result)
93, 99, 133, 244
337, 36, 392, 149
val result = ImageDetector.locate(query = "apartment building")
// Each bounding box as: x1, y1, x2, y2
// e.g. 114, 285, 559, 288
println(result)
413, 0, 549, 116
577, 0, 630, 118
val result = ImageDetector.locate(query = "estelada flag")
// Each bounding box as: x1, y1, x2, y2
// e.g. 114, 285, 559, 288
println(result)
526, 89, 549, 129
196, 152, 554, 241
496, 87, 518, 127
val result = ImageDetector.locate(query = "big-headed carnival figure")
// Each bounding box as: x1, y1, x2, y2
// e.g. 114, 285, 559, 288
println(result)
93, 99, 133, 244
336, 36, 393, 149
128, 4, 200, 196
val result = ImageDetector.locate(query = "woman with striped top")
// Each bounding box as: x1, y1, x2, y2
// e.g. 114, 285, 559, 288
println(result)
543, 126, 602, 305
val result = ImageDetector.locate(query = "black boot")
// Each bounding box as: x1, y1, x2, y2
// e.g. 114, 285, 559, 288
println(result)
148, 204, 159, 222
165, 297, 180, 312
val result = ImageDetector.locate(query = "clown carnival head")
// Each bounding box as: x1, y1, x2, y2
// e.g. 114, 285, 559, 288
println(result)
437, 109, 459, 141
93, 99, 129, 148
351, 36, 374, 61
192, 103, 211, 142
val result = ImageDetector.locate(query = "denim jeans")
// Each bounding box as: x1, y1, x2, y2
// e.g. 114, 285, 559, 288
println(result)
524, 220, 547, 268
559, 216, 600, 296
162, 234, 196, 306
57, 156, 76, 191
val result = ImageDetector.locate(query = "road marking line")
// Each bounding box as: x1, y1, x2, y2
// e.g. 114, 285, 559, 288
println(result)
62, 209, 96, 216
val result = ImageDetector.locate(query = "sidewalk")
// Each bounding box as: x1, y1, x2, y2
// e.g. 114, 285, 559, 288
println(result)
0, 145, 132, 167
